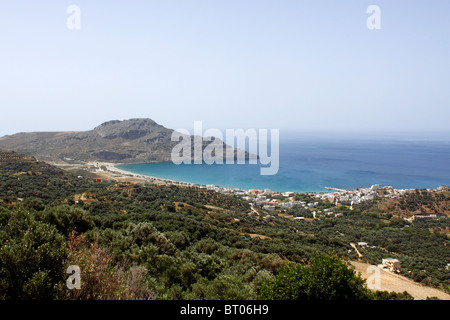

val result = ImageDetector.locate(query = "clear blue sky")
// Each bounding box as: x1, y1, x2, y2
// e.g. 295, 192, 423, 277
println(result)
1, 1, 449, 137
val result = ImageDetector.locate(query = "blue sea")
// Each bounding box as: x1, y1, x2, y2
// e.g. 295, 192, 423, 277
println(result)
118, 136, 450, 193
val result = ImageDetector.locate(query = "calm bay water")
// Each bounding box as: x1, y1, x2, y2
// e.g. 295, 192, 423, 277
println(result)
118, 139, 450, 193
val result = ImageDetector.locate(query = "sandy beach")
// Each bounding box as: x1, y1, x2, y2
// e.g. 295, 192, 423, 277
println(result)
62, 161, 197, 187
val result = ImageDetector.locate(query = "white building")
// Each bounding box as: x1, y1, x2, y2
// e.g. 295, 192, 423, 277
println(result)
307, 202, 318, 208
357, 242, 369, 248
382, 258, 401, 272
281, 202, 294, 208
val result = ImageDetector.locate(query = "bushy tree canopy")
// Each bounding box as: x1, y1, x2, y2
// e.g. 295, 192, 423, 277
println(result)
0, 209, 67, 299
259, 252, 371, 300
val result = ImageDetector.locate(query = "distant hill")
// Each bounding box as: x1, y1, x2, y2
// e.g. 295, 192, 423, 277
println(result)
0, 118, 253, 164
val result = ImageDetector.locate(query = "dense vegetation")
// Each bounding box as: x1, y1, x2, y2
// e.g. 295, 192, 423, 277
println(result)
259, 252, 413, 300
0, 150, 449, 300
366, 188, 450, 218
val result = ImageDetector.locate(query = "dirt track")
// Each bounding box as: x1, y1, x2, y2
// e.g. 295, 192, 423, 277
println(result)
351, 261, 450, 300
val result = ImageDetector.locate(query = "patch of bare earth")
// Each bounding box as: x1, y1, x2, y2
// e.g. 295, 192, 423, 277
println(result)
248, 234, 272, 240
351, 261, 450, 300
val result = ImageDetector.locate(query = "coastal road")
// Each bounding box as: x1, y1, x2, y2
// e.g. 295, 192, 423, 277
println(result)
350, 243, 363, 258
250, 205, 261, 216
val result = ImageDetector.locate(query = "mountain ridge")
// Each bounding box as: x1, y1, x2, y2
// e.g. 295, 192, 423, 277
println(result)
0, 118, 253, 164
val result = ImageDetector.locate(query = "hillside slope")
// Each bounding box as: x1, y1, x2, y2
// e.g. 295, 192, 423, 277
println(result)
0, 149, 449, 299
0, 118, 253, 164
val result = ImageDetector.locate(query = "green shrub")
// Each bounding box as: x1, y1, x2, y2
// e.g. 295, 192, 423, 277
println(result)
0, 209, 67, 299
259, 252, 371, 300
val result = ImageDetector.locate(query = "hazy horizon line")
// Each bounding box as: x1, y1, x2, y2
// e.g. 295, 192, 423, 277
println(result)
2, 123, 449, 143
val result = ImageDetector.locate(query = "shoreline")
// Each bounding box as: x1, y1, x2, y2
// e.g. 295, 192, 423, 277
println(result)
99, 162, 324, 193
50, 160, 182, 186
98, 162, 194, 187
62, 161, 323, 193
56, 160, 449, 198
55, 160, 450, 218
